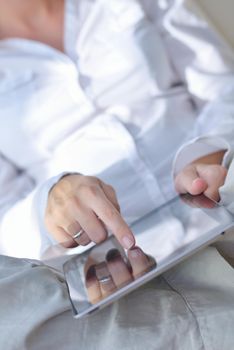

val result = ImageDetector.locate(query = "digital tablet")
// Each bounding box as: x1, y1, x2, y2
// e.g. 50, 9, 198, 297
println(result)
63, 194, 234, 319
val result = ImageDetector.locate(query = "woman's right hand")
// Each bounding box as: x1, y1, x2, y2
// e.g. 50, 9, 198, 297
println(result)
45, 174, 135, 249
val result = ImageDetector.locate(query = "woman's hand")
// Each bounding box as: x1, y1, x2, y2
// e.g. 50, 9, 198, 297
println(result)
174, 151, 227, 202
45, 174, 135, 249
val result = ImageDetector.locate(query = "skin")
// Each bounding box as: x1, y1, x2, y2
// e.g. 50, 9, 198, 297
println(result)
0, 0, 64, 51
85, 247, 156, 304
45, 175, 136, 249
174, 150, 227, 202
0, 1, 228, 249
45, 151, 227, 249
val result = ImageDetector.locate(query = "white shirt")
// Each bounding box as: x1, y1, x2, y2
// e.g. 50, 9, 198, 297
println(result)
0, 0, 234, 259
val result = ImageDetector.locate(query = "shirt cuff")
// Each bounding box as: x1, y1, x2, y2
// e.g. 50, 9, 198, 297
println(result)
219, 158, 234, 210
172, 136, 232, 176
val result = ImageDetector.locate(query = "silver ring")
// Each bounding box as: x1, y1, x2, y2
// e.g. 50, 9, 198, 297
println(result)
73, 229, 84, 240
98, 276, 112, 284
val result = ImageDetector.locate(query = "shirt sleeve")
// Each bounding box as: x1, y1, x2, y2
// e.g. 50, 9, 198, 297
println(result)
163, 0, 234, 173
163, 0, 234, 101
219, 157, 234, 210
0, 153, 68, 259
173, 82, 234, 175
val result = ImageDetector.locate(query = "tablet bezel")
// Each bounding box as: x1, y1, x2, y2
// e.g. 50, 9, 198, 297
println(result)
63, 195, 234, 319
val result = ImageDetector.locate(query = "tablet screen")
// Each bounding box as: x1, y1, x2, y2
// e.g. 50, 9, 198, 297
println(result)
63, 194, 234, 317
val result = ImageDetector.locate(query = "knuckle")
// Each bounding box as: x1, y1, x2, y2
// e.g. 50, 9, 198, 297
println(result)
207, 165, 227, 180
208, 165, 217, 174
55, 195, 77, 212
86, 176, 101, 185
51, 174, 82, 201
106, 184, 116, 195
54, 176, 73, 194
183, 164, 194, 173
103, 206, 118, 222
95, 230, 107, 243
50, 187, 67, 207
81, 184, 100, 198
75, 183, 87, 195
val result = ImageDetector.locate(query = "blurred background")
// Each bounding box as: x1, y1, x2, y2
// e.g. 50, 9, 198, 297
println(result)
190, 0, 234, 50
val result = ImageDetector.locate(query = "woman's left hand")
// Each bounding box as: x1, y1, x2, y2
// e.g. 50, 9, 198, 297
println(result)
174, 151, 227, 202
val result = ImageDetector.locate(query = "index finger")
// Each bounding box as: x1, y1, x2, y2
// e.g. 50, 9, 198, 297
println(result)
90, 190, 135, 249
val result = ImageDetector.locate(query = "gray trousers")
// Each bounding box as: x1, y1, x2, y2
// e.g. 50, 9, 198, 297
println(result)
0, 243, 234, 350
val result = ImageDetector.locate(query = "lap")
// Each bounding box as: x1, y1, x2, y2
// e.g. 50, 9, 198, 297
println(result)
0, 247, 233, 350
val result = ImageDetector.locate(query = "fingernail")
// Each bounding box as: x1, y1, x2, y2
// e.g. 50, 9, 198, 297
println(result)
106, 249, 121, 262
128, 247, 143, 258
122, 236, 134, 249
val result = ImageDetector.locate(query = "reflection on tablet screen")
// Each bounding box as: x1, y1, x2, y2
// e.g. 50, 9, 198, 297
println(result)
63, 194, 234, 315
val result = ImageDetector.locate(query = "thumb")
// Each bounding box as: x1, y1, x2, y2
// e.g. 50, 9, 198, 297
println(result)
175, 165, 208, 195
